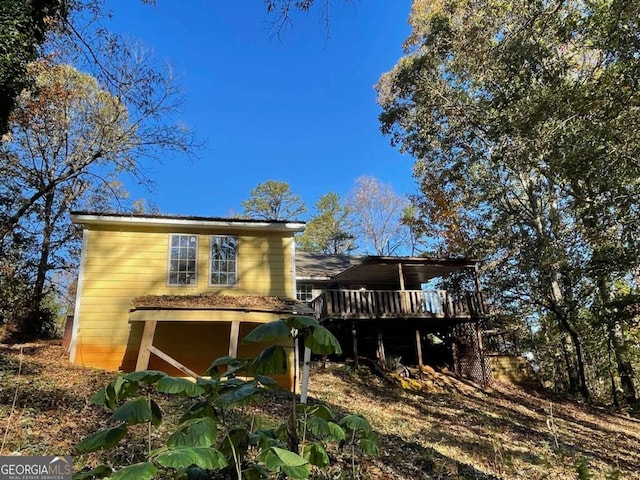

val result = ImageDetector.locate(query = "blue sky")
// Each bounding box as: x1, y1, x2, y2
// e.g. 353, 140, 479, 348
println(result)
106, 1, 414, 219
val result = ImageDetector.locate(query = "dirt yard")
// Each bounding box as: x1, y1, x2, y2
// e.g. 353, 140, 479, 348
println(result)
1, 341, 639, 479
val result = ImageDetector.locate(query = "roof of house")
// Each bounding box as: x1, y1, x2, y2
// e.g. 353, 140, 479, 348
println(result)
70, 211, 306, 232
295, 252, 480, 286
332, 256, 479, 285
295, 251, 358, 281
132, 294, 313, 314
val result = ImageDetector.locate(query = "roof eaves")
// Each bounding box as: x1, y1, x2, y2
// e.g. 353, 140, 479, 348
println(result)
70, 212, 306, 232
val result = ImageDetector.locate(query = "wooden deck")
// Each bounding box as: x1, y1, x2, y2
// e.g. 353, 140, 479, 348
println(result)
313, 289, 488, 320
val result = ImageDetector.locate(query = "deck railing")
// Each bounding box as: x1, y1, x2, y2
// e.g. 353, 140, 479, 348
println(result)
313, 289, 488, 320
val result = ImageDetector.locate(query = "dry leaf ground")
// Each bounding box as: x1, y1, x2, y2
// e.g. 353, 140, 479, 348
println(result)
1, 341, 639, 479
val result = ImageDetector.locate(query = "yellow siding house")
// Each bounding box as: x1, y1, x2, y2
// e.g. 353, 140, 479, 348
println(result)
69, 212, 306, 388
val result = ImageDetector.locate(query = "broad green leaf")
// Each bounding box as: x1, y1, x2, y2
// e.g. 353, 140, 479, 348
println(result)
209, 355, 245, 368
90, 386, 111, 409
281, 464, 311, 479
92, 379, 128, 411
110, 397, 158, 425
327, 421, 346, 441
195, 377, 220, 395
359, 437, 380, 456
305, 325, 342, 355
339, 414, 372, 433
110, 462, 157, 480
154, 446, 228, 470
179, 400, 218, 423
306, 415, 329, 437
249, 345, 288, 375
124, 370, 167, 384
284, 315, 319, 329
303, 443, 330, 467
297, 403, 335, 420
110, 376, 139, 401
157, 376, 205, 397
71, 464, 113, 479
271, 446, 309, 467
259, 446, 309, 476
222, 378, 247, 387
167, 417, 217, 447
255, 375, 277, 387
75, 424, 127, 453
204, 356, 247, 378
215, 383, 261, 408
150, 398, 163, 426
243, 319, 290, 343
250, 429, 283, 450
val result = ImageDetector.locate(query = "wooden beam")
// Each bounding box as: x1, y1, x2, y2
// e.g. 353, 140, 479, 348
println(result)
415, 328, 424, 374
228, 321, 240, 357
473, 264, 482, 292
398, 263, 410, 314
376, 325, 386, 369
135, 320, 157, 371
352, 322, 359, 368
147, 345, 200, 379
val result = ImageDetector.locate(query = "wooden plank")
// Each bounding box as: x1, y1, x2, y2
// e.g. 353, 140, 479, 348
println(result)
135, 320, 157, 371
147, 345, 200, 378
229, 321, 240, 357
415, 329, 424, 373
376, 326, 386, 369
352, 322, 359, 368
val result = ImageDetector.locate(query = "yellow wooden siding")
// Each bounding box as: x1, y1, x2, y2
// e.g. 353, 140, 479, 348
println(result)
73, 224, 297, 389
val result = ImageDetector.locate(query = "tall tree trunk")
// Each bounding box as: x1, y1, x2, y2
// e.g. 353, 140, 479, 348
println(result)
558, 315, 589, 399
560, 335, 579, 393
607, 335, 620, 408
30, 189, 55, 330
610, 321, 637, 404
597, 277, 637, 404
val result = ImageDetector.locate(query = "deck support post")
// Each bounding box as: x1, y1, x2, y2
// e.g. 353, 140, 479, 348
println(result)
351, 322, 359, 368
136, 320, 157, 371
415, 328, 424, 377
229, 321, 240, 357
376, 325, 386, 369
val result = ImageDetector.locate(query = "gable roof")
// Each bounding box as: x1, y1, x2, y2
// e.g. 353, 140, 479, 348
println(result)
70, 211, 305, 233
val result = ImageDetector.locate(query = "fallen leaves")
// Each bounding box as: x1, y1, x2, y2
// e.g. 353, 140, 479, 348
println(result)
1, 341, 640, 479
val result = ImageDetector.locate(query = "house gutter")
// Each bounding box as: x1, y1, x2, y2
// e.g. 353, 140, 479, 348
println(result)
70, 212, 306, 233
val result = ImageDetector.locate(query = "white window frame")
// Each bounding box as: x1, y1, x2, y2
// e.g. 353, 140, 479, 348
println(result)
210, 235, 238, 286
167, 234, 198, 286
296, 284, 314, 303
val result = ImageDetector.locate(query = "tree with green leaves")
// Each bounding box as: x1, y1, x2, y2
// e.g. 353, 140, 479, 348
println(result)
1, 55, 192, 337
0, 0, 66, 136
378, 0, 640, 402
241, 180, 307, 221
297, 192, 355, 254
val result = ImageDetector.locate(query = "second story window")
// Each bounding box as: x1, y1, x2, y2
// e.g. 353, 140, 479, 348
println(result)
211, 235, 237, 285
169, 234, 197, 285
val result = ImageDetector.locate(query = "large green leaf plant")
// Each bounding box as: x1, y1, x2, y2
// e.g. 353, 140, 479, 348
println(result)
73, 316, 376, 480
